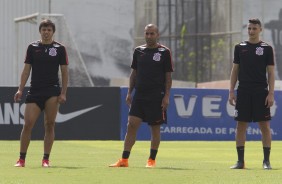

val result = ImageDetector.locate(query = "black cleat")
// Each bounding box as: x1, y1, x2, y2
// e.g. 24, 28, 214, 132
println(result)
230, 161, 245, 169
263, 161, 272, 170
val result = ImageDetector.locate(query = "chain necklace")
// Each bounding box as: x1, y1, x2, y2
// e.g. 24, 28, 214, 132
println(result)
40, 40, 53, 53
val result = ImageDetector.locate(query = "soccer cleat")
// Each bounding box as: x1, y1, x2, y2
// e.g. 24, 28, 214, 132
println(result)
230, 161, 245, 169
145, 158, 156, 168
263, 161, 272, 170
109, 158, 128, 167
14, 159, 25, 167
42, 159, 50, 167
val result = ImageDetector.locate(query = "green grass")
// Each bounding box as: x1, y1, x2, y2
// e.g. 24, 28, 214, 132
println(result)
1, 141, 282, 184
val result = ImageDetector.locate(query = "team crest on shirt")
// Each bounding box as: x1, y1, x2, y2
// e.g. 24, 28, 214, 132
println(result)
256, 47, 264, 56
49, 48, 57, 56
153, 53, 161, 61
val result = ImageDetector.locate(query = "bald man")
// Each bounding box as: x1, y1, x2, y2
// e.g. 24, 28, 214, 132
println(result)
109, 24, 174, 168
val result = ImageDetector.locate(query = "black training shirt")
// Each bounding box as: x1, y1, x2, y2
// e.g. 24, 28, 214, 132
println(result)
233, 41, 274, 90
131, 44, 173, 100
24, 40, 68, 88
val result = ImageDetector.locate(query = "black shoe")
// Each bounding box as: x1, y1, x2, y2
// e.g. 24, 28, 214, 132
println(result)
263, 161, 272, 170
230, 161, 245, 169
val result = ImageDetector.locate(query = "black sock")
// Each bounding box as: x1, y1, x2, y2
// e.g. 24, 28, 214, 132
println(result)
43, 153, 50, 160
149, 149, 158, 160
122, 151, 130, 159
20, 152, 26, 160
263, 147, 271, 162
236, 146, 244, 162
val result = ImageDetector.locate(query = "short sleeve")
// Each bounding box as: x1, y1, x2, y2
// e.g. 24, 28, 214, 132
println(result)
164, 49, 174, 72
233, 44, 240, 64
24, 45, 33, 64
60, 46, 69, 65
267, 46, 275, 66
131, 49, 138, 70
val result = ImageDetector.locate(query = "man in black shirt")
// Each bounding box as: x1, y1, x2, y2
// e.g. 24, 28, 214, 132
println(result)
229, 18, 275, 170
14, 19, 69, 167
110, 24, 173, 168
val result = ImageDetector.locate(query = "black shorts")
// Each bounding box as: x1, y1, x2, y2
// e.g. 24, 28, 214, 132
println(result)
25, 86, 60, 111
129, 99, 167, 125
235, 89, 271, 122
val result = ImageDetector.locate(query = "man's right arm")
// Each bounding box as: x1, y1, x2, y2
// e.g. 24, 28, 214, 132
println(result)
14, 64, 31, 102
128, 69, 136, 94
126, 69, 137, 106
229, 63, 239, 106
229, 64, 239, 91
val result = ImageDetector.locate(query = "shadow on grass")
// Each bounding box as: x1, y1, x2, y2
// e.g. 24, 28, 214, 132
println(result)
126, 166, 191, 170
157, 167, 191, 170
43, 166, 86, 169
243, 168, 280, 171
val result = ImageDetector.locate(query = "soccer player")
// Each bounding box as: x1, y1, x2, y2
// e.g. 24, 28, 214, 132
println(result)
229, 18, 275, 169
14, 19, 69, 167
109, 24, 173, 168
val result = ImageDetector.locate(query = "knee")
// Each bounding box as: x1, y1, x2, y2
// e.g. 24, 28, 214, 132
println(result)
44, 121, 55, 131
236, 123, 248, 132
127, 122, 138, 131
260, 125, 271, 134
23, 121, 35, 132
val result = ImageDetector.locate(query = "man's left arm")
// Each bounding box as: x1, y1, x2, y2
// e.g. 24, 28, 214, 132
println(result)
59, 65, 69, 104
162, 72, 172, 110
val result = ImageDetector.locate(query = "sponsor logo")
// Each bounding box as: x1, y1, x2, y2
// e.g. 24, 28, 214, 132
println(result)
137, 49, 146, 56
56, 104, 102, 123
234, 110, 238, 118
174, 94, 233, 118
173, 93, 277, 119
160, 126, 277, 135
0, 103, 25, 125
174, 95, 197, 118
0, 103, 102, 125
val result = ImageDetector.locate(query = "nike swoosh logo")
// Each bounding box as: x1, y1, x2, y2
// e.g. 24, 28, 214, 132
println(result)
55, 104, 102, 123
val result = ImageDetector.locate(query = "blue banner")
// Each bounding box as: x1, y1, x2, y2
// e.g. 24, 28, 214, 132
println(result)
120, 88, 282, 140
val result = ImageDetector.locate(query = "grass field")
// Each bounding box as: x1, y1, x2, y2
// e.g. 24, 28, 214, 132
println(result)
1, 141, 282, 184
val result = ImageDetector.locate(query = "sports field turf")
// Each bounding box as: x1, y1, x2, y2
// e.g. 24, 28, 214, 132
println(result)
1, 141, 282, 184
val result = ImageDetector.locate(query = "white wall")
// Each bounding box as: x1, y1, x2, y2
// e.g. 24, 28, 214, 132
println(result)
0, 0, 49, 86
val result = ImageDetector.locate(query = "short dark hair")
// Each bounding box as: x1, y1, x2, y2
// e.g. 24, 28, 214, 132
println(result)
248, 18, 261, 27
39, 19, 56, 32
145, 24, 159, 33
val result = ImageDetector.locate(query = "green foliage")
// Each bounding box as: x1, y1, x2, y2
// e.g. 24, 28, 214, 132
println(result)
180, 24, 187, 48
176, 23, 231, 82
